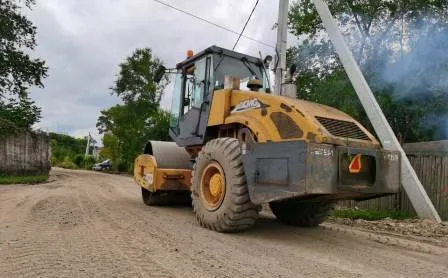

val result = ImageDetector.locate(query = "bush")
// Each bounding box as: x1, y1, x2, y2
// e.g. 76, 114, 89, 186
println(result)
50, 156, 60, 166
50, 133, 87, 163
118, 160, 130, 172
73, 154, 84, 167
58, 160, 78, 169
82, 156, 96, 170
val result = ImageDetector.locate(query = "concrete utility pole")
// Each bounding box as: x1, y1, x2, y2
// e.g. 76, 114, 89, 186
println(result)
274, 0, 288, 96
85, 133, 91, 157
313, 0, 441, 222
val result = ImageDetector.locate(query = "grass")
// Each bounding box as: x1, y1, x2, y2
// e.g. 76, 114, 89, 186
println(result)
0, 175, 49, 185
331, 208, 413, 221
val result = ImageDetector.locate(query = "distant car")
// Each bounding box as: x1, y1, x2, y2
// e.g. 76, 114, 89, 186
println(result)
92, 159, 112, 171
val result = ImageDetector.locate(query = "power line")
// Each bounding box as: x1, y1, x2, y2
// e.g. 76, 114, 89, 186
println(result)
151, 0, 274, 48
233, 0, 260, 50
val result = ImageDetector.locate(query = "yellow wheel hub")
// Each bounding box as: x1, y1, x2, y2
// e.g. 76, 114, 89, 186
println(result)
200, 162, 226, 211
209, 173, 223, 197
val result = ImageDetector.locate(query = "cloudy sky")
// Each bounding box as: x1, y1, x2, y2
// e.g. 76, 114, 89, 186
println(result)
28, 0, 282, 141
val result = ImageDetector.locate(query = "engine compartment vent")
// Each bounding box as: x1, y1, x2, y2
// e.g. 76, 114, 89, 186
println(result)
316, 116, 371, 141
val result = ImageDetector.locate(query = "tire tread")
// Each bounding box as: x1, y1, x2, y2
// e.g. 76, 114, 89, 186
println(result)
192, 138, 258, 233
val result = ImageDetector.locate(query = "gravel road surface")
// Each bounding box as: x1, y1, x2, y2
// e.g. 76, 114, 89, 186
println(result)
0, 168, 447, 278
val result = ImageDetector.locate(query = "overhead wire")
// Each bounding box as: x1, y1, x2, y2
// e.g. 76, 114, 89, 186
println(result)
232, 0, 260, 50
151, 0, 274, 49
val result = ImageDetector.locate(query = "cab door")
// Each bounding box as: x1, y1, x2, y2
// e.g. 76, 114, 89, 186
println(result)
169, 56, 212, 146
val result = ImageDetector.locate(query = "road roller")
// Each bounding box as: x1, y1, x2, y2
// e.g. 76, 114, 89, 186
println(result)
134, 45, 401, 232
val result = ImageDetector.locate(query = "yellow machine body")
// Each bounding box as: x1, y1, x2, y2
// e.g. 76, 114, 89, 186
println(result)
134, 88, 380, 193
133, 46, 396, 201
208, 89, 379, 148
134, 146, 192, 193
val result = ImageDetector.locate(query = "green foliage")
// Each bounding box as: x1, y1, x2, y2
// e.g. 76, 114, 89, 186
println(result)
100, 133, 120, 171
73, 154, 84, 167
82, 156, 96, 170
0, 0, 48, 98
0, 0, 47, 131
50, 133, 86, 165
289, 0, 448, 143
0, 117, 21, 136
332, 209, 413, 221
97, 48, 171, 172
0, 174, 49, 185
50, 133, 99, 170
112, 48, 167, 104
0, 97, 41, 129
97, 104, 170, 172
117, 160, 129, 173
58, 159, 78, 170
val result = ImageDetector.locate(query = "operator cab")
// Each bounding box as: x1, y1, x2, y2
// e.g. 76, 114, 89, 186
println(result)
169, 45, 270, 147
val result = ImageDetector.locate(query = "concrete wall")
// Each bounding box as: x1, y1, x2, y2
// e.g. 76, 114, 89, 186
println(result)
0, 132, 51, 176
339, 141, 448, 221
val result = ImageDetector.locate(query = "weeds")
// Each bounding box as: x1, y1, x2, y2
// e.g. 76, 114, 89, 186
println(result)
331, 208, 413, 221
0, 175, 49, 185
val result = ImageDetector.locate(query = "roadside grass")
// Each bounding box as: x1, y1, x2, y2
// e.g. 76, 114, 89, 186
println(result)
331, 208, 413, 221
0, 175, 49, 185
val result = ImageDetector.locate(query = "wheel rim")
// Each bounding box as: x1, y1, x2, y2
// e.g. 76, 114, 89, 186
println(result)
200, 161, 225, 211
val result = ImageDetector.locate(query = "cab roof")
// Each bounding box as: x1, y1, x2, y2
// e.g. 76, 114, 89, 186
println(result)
176, 45, 263, 70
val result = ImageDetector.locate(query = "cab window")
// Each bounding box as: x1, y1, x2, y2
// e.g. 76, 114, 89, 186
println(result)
213, 55, 266, 91
170, 73, 182, 129
169, 56, 212, 130
183, 56, 211, 113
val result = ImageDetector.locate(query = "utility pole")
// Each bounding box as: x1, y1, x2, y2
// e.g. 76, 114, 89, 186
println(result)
313, 0, 441, 222
274, 0, 288, 96
85, 133, 91, 157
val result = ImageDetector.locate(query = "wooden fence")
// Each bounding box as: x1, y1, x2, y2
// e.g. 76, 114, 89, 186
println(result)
0, 132, 51, 176
339, 141, 448, 221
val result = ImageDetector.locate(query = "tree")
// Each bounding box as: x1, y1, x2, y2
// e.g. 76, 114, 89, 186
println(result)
0, 0, 47, 129
97, 102, 171, 171
100, 133, 120, 171
97, 48, 170, 171
49, 133, 87, 165
112, 48, 167, 105
0, 97, 41, 129
0, 0, 48, 98
289, 0, 448, 143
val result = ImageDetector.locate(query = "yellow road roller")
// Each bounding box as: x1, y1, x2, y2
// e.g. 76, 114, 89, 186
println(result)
134, 46, 400, 232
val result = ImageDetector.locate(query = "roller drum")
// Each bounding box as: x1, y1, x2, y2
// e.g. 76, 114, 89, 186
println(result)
144, 141, 192, 169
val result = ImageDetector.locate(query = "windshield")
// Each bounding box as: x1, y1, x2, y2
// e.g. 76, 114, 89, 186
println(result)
213, 55, 267, 91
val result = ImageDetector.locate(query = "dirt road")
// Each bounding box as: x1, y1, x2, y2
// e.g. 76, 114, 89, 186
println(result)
1, 168, 447, 278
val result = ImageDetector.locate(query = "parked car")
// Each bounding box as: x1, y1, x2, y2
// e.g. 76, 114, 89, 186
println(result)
92, 159, 112, 171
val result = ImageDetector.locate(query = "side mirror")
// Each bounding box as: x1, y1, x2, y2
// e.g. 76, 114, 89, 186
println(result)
154, 65, 166, 83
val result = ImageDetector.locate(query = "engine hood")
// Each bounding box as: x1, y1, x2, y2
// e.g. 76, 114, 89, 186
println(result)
281, 97, 380, 148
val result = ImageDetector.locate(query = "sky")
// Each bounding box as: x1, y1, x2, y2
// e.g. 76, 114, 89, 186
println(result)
28, 0, 281, 142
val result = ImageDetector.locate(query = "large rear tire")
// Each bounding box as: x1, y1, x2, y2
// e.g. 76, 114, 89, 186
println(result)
141, 187, 190, 206
269, 201, 334, 227
192, 138, 258, 233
